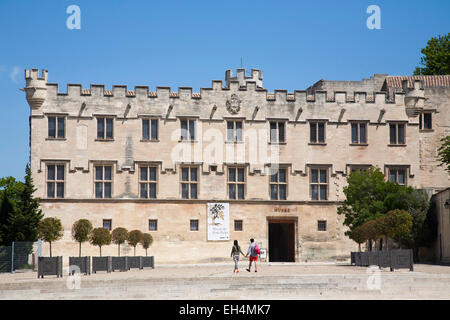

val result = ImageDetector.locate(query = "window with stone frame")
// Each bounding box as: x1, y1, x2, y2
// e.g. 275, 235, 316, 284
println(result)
389, 123, 406, 145
270, 168, 287, 200
309, 121, 326, 144
190, 219, 199, 231
48, 116, 65, 139
228, 167, 245, 200
269, 121, 286, 143
318, 220, 327, 231
350, 121, 367, 144
47, 164, 65, 198
97, 117, 114, 140
149, 219, 157, 231
181, 166, 198, 199
180, 119, 196, 141
94, 165, 112, 198
103, 219, 112, 231
388, 167, 407, 185
310, 167, 328, 200
234, 220, 243, 231
139, 166, 157, 199
227, 120, 243, 142
142, 118, 159, 140
419, 112, 432, 130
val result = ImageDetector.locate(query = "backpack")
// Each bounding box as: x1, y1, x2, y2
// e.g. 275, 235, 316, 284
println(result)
254, 243, 260, 255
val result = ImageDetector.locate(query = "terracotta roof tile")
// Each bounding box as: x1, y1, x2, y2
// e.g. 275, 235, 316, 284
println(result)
386, 75, 450, 88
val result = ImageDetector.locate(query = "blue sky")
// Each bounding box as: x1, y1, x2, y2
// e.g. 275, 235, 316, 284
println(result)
0, 0, 449, 180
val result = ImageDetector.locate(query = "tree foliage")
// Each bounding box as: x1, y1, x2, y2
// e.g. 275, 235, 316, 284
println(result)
111, 227, 128, 256
127, 230, 143, 256
437, 135, 450, 173
37, 217, 64, 257
89, 228, 111, 256
72, 219, 93, 257
414, 33, 450, 75
140, 233, 153, 256
378, 209, 413, 245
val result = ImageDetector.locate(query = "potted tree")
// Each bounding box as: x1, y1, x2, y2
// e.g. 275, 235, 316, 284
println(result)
127, 230, 143, 269
111, 227, 128, 257
69, 219, 93, 275
141, 233, 154, 269
37, 217, 64, 278
90, 227, 112, 273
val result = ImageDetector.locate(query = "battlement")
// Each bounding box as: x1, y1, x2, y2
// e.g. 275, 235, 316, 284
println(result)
225, 68, 263, 88
25, 69, 48, 81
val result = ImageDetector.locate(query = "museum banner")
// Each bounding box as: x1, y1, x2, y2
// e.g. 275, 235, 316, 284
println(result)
207, 203, 230, 241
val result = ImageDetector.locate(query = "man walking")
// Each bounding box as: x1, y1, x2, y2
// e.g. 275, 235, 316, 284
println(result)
246, 238, 259, 272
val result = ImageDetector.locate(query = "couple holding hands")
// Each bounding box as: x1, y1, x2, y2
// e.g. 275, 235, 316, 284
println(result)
230, 238, 260, 273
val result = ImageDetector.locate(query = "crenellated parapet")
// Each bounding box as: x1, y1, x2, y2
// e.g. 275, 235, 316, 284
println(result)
23, 69, 48, 109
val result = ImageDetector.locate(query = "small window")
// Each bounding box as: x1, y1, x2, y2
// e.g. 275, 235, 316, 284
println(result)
351, 122, 367, 144
234, 220, 243, 231
419, 112, 432, 130
227, 121, 243, 142
269, 121, 285, 143
388, 168, 407, 185
389, 123, 405, 145
97, 117, 114, 140
48, 116, 65, 138
142, 118, 158, 140
47, 164, 65, 198
310, 122, 325, 143
180, 119, 196, 141
103, 219, 112, 231
190, 219, 199, 231
149, 219, 158, 231
318, 220, 327, 231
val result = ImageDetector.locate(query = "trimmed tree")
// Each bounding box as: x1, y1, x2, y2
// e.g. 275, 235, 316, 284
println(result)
37, 217, 64, 257
111, 227, 128, 256
72, 219, 93, 257
349, 226, 366, 252
128, 230, 143, 256
360, 219, 381, 251
90, 228, 111, 256
380, 209, 413, 248
140, 233, 153, 256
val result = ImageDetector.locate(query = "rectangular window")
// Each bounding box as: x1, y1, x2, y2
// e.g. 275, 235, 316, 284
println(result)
94, 165, 112, 198
142, 119, 158, 140
181, 167, 198, 199
419, 112, 432, 130
48, 116, 65, 138
310, 122, 325, 143
97, 117, 114, 140
234, 220, 243, 231
310, 168, 328, 200
388, 168, 407, 185
389, 123, 405, 144
47, 164, 65, 198
227, 121, 243, 142
180, 119, 195, 141
318, 220, 327, 231
149, 219, 158, 231
228, 167, 245, 200
139, 166, 157, 199
351, 122, 367, 144
270, 168, 287, 200
269, 121, 286, 143
103, 219, 112, 231
190, 219, 199, 231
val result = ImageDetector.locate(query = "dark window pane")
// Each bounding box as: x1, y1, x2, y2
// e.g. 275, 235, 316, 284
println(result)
190, 168, 197, 181
389, 124, 396, 144
149, 220, 157, 231
140, 167, 148, 181
424, 113, 431, 129
95, 166, 103, 181
57, 165, 64, 180
234, 220, 243, 231
229, 184, 236, 199
320, 185, 327, 200
149, 167, 156, 181
149, 183, 156, 198
270, 184, 278, 200
278, 122, 285, 142
236, 122, 242, 141
279, 169, 286, 183
48, 165, 55, 180
57, 117, 65, 138
190, 220, 198, 231
181, 120, 188, 140
182, 168, 189, 181
142, 119, 149, 140
351, 123, 358, 143
97, 118, 104, 139
279, 184, 286, 200
359, 123, 366, 143
48, 117, 56, 138
311, 185, 318, 200
311, 169, 318, 183
270, 122, 277, 142
398, 170, 405, 184
104, 166, 112, 180
227, 122, 234, 141
318, 123, 325, 142
229, 168, 236, 182
270, 170, 278, 183
95, 182, 103, 198
106, 118, 113, 139
181, 183, 189, 199
237, 168, 244, 182
310, 123, 317, 143
419, 114, 422, 129
103, 220, 111, 231
104, 182, 112, 198
320, 169, 327, 183
389, 170, 396, 182
189, 120, 195, 140
190, 183, 197, 199
47, 182, 55, 198
151, 119, 158, 140
56, 182, 64, 198
398, 125, 405, 144
238, 184, 244, 199
140, 183, 148, 198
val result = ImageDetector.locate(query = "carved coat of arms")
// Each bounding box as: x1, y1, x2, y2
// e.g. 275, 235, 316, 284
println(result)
226, 94, 241, 114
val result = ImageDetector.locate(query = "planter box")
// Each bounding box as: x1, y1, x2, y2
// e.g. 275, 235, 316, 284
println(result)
38, 256, 63, 278
368, 252, 380, 266
112, 256, 129, 272
350, 252, 356, 265
142, 256, 154, 269
92, 256, 111, 273
353, 252, 362, 266
360, 252, 369, 266
69, 256, 91, 275
128, 256, 143, 269
350, 250, 413, 271
391, 249, 414, 271
378, 251, 390, 268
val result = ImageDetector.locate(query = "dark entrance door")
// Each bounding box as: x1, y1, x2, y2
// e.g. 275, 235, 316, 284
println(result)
268, 221, 295, 262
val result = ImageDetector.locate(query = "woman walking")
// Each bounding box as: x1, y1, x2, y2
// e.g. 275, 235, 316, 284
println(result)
230, 240, 245, 273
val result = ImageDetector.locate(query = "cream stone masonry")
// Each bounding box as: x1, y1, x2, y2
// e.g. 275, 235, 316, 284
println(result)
24, 68, 450, 263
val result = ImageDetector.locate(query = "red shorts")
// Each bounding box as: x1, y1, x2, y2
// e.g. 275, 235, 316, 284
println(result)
249, 255, 258, 262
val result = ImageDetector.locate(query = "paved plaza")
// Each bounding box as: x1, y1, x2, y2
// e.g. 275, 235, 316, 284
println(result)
1, 262, 449, 300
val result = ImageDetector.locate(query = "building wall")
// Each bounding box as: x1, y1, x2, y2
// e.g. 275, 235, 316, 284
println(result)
432, 189, 450, 263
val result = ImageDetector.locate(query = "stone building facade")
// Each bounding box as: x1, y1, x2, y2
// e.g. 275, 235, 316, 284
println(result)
23, 68, 450, 263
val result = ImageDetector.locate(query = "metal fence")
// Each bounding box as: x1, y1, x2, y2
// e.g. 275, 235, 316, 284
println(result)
0, 241, 41, 273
